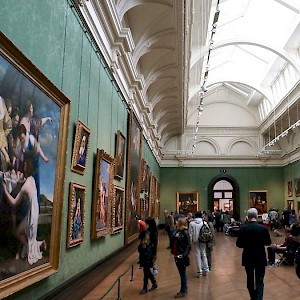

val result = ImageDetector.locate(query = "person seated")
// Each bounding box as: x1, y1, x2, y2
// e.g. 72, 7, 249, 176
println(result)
267, 229, 294, 266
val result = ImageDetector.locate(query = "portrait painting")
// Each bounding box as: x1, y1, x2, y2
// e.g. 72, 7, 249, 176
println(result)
114, 130, 126, 180
149, 173, 156, 217
288, 181, 293, 197
145, 164, 150, 192
71, 120, 90, 175
249, 190, 268, 215
295, 178, 300, 197
176, 192, 199, 216
111, 185, 124, 233
91, 149, 114, 239
67, 182, 86, 248
125, 111, 142, 244
0, 33, 69, 298
140, 159, 147, 192
287, 200, 294, 211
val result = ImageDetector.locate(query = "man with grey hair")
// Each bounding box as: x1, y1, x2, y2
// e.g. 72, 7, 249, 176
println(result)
236, 208, 271, 300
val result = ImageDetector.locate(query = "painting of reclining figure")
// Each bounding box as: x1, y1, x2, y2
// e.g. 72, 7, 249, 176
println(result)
0, 33, 69, 298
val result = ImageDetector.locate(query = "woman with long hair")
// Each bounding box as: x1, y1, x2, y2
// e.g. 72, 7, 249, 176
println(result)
146, 217, 158, 275
172, 218, 191, 298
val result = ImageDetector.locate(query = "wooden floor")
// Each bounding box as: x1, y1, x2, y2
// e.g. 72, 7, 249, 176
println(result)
83, 231, 300, 300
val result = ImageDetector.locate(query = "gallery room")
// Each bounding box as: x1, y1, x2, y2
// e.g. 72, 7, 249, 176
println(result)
0, 0, 300, 299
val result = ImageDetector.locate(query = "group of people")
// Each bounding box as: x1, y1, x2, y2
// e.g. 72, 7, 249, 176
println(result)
236, 208, 300, 300
137, 207, 300, 300
0, 96, 52, 265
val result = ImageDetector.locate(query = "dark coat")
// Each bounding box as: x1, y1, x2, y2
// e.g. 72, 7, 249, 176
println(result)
172, 228, 191, 257
236, 221, 271, 267
138, 241, 156, 268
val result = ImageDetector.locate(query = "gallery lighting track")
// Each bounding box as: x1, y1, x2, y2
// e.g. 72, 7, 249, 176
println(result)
191, 0, 220, 155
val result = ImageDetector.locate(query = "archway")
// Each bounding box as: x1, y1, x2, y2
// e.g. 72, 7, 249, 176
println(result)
207, 174, 240, 220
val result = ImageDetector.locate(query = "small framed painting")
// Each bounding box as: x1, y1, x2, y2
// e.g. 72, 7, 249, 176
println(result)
176, 192, 199, 216
249, 190, 268, 215
295, 178, 300, 197
287, 199, 294, 211
111, 186, 124, 233
91, 149, 114, 239
288, 181, 293, 197
67, 182, 86, 248
114, 130, 126, 180
71, 119, 90, 175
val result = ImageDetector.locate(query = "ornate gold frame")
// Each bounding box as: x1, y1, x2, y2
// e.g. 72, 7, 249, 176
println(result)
91, 149, 114, 239
0, 32, 70, 298
248, 190, 268, 215
111, 185, 125, 233
125, 111, 142, 245
114, 130, 126, 180
149, 173, 156, 217
67, 182, 86, 248
176, 192, 199, 215
71, 119, 91, 175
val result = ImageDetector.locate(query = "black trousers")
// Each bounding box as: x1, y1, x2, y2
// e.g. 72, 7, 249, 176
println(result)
245, 265, 265, 300
143, 265, 156, 289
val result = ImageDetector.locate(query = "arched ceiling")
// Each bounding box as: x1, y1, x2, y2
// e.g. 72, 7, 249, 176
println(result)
187, 0, 300, 128
119, 0, 184, 141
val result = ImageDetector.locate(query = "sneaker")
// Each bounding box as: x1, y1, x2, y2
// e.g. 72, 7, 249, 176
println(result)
140, 288, 148, 294
153, 269, 158, 276
197, 272, 202, 278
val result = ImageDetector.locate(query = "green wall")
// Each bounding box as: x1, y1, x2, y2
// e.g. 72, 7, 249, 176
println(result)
284, 160, 300, 213
0, 1, 159, 299
160, 167, 284, 220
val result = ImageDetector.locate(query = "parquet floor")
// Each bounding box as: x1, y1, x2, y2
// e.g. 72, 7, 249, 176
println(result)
84, 232, 300, 300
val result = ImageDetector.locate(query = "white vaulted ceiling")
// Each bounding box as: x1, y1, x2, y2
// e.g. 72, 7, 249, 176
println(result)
76, 0, 300, 166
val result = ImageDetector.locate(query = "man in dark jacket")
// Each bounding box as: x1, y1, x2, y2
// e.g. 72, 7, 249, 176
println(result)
236, 208, 271, 300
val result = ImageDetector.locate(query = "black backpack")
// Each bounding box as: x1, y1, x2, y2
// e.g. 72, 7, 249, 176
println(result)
198, 221, 213, 243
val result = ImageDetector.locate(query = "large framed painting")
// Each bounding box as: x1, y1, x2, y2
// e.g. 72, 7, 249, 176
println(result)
249, 190, 268, 215
176, 192, 199, 216
0, 33, 70, 298
67, 182, 86, 248
125, 111, 142, 244
71, 119, 90, 175
91, 149, 114, 239
288, 181, 293, 197
295, 178, 300, 197
111, 185, 124, 233
114, 130, 126, 180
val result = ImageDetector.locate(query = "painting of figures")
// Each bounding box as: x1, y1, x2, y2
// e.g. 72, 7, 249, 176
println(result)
67, 182, 86, 248
71, 120, 90, 175
0, 33, 69, 297
125, 111, 142, 244
249, 190, 268, 215
91, 149, 114, 239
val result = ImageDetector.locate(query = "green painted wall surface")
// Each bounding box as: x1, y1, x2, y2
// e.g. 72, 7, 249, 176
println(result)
0, 1, 159, 299
284, 160, 300, 213
160, 167, 284, 220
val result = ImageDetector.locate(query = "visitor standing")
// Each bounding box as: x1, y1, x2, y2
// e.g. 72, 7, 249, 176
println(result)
189, 211, 210, 277
138, 231, 158, 294
164, 210, 175, 249
203, 211, 215, 271
236, 208, 271, 300
172, 218, 191, 298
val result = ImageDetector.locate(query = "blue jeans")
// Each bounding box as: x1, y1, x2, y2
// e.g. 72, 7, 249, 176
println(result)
175, 258, 187, 293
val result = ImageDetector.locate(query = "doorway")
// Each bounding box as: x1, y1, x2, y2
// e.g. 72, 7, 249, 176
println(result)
208, 175, 240, 219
